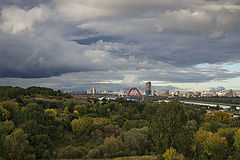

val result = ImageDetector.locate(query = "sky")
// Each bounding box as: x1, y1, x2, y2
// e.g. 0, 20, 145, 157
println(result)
0, 0, 240, 91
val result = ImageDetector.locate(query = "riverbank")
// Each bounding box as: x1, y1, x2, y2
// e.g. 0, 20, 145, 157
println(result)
180, 100, 240, 109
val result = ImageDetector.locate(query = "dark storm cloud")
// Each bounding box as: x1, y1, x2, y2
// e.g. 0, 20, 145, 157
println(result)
74, 36, 122, 45
138, 32, 240, 67
0, 0, 51, 8
0, 0, 240, 86
0, 31, 108, 78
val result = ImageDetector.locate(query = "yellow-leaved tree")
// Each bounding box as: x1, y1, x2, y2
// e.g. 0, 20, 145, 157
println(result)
71, 117, 93, 136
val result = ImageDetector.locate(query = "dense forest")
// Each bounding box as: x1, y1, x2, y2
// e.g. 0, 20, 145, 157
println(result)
1, 86, 240, 160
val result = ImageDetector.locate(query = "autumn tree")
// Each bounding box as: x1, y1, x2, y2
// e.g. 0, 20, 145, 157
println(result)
218, 128, 237, 147
204, 132, 228, 159
71, 117, 93, 136
205, 111, 232, 124
0, 105, 10, 121
162, 147, 184, 160
0, 101, 19, 124
44, 109, 57, 124
193, 129, 228, 160
74, 105, 88, 116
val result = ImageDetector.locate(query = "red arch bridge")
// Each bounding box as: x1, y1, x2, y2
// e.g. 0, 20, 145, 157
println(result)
127, 87, 141, 97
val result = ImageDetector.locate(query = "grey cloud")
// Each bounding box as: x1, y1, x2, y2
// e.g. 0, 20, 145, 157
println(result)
210, 86, 226, 92
0, 31, 107, 78
0, 0, 51, 10
74, 36, 122, 45
0, 0, 239, 88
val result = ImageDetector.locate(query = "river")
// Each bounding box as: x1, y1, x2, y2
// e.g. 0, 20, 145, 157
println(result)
180, 101, 240, 110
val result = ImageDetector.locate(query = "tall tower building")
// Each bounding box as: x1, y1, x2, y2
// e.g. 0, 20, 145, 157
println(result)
145, 81, 151, 96
92, 86, 96, 95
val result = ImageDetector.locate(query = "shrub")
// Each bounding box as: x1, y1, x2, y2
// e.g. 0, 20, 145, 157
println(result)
122, 120, 149, 131
24, 154, 36, 160
102, 124, 122, 137
87, 148, 102, 159
58, 145, 87, 159
162, 147, 184, 160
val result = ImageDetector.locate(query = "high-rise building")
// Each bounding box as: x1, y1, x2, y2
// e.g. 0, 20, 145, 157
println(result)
92, 86, 96, 95
225, 89, 234, 97
145, 81, 151, 96
87, 89, 92, 94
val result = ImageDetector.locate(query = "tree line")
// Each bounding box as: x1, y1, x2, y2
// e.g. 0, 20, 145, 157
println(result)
1, 86, 240, 159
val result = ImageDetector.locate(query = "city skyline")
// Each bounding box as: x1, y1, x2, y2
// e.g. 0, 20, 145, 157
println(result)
0, 0, 240, 90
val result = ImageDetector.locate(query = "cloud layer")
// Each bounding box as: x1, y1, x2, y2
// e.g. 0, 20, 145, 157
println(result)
0, 0, 240, 89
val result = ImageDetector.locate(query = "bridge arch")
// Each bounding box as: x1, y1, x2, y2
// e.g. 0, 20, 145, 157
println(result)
127, 87, 141, 97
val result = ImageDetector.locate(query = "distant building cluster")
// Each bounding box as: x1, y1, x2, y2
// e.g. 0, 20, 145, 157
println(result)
151, 89, 240, 98
86, 86, 96, 95
69, 81, 240, 98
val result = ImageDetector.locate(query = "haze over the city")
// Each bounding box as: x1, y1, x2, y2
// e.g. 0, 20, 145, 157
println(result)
0, 0, 240, 91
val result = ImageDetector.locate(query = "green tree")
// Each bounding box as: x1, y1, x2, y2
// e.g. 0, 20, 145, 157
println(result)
0, 101, 18, 114
32, 134, 53, 159
142, 103, 156, 121
124, 127, 151, 155
110, 114, 125, 127
0, 101, 19, 123
0, 105, 10, 121
204, 132, 228, 160
0, 133, 7, 159
151, 102, 190, 155
98, 105, 110, 117
25, 103, 44, 124
102, 124, 122, 138
6, 128, 28, 160
0, 120, 14, 159
162, 147, 184, 160
0, 120, 14, 135
234, 128, 240, 150
192, 129, 210, 158
218, 128, 237, 146
122, 120, 149, 131
44, 109, 57, 124
75, 105, 88, 116
193, 129, 228, 160
57, 145, 87, 159
186, 120, 198, 133
203, 121, 224, 133
71, 117, 93, 136
99, 136, 125, 158
119, 105, 138, 120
